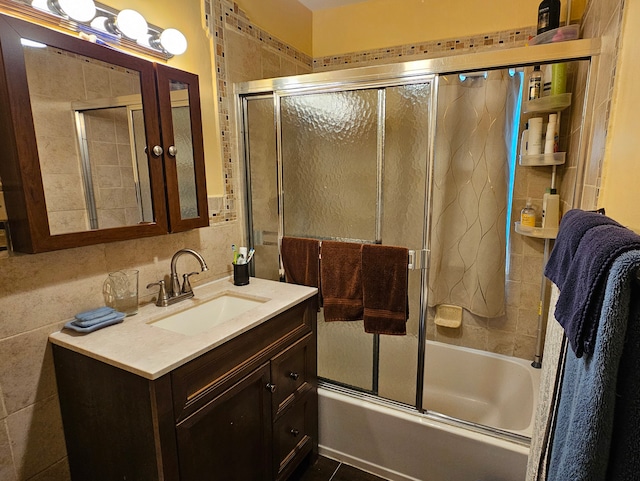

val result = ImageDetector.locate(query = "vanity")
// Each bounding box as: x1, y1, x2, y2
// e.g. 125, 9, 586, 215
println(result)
49, 277, 318, 481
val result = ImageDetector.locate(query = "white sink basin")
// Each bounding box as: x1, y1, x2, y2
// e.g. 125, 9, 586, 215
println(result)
148, 291, 269, 336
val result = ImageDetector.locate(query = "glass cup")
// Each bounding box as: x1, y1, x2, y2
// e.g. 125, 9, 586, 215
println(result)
103, 269, 139, 316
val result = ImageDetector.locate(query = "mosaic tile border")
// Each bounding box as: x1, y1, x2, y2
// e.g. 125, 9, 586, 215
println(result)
313, 26, 537, 71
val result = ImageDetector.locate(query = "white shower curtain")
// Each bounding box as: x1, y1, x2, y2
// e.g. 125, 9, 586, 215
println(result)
428, 70, 521, 318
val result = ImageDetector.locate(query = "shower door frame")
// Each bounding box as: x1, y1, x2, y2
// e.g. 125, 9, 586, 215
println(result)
235, 37, 602, 442
241, 76, 436, 405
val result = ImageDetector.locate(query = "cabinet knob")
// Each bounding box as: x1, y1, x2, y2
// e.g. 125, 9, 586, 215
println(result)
290, 428, 300, 437
266, 383, 276, 393
151, 145, 164, 157
288, 372, 299, 381
168, 145, 178, 157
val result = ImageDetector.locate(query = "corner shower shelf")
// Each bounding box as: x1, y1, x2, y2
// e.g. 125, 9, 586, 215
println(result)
515, 221, 558, 239
518, 152, 566, 166
523, 93, 572, 113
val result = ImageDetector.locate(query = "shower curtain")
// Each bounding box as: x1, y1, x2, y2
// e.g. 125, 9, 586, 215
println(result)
428, 70, 521, 318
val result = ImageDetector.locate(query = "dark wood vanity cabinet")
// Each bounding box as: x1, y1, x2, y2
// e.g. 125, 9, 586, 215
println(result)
52, 297, 318, 481
0, 14, 208, 253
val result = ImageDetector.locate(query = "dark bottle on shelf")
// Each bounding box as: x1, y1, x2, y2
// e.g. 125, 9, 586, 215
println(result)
537, 0, 561, 34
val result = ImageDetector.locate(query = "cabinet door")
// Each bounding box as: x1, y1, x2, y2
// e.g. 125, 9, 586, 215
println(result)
176, 363, 272, 481
0, 14, 170, 253
155, 64, 208, 232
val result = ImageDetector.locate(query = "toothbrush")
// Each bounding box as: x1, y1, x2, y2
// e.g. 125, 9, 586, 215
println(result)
246, 248, 255, 263
232, 244, 238, 264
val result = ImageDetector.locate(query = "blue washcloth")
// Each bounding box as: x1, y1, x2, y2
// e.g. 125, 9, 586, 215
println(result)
73, 310, 124, 328
64, 311, 125, 333
74, 306, 115, 322
549, 224, 640, 357
548, 250, 640, 481
545, 209, 621, 290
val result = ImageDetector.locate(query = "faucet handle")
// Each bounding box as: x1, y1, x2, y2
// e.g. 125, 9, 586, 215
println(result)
147, 280, 169, 307
181, 272, 199, 294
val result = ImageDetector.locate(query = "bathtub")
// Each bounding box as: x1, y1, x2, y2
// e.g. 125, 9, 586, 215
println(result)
318, 341, 540, 481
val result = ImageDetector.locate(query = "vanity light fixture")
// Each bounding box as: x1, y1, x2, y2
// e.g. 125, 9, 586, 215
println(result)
50, 0, 96, 22
8, 0, 187, 59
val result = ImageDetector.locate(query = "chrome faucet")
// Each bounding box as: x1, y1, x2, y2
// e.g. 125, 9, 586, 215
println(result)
170, 248, 208, 296
147, 248, 208, 307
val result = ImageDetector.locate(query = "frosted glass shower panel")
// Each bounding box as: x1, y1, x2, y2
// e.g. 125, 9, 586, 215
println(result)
378, 83, 431, 405
281, 90, 379, 241
246, 97, 280, 281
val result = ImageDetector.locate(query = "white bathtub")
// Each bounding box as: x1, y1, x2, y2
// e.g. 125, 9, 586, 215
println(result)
318, 341, 540, 481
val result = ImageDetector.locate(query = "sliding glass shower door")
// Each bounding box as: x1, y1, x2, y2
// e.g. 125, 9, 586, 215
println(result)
242, 80, 432, 406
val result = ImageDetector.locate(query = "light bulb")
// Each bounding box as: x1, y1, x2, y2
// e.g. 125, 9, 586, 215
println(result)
160, 28, 187, 55
56, 0, 96, 22
116, 9, 148, 40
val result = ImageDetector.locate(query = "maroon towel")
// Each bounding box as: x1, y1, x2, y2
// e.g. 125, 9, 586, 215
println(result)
362, 244, 409, 335
281, 237, 320, 287
281, 237, 321, 309
320, 241, 363, 322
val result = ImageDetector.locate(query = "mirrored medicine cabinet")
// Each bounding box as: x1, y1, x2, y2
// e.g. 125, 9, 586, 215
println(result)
0, 13, 209, 254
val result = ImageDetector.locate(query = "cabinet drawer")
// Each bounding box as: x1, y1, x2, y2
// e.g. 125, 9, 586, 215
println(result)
171, 299, 312, 422
273, 393, 316, 481
271, 333, 314, 419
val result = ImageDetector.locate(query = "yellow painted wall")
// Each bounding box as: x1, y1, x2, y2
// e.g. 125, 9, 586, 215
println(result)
312, 0, 586, 57
109, 0, 223, 196
235, 0, 313, 55
598, 0, 640, 232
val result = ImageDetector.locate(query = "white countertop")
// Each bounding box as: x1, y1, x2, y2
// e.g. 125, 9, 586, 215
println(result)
48, 277, 317, 380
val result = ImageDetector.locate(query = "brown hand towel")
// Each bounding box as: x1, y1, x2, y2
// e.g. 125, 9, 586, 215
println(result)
281, 237, 320, 288
362, 244, 409, 335
320, 241, 363, 322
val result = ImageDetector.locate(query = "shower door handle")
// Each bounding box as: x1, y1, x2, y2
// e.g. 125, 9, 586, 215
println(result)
408, 249, 429, 270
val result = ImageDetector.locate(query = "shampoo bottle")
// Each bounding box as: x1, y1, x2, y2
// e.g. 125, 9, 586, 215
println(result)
521, 199, 537, 228
537, 0, 561, 35
542, 188, 560, 229
544, 114, 558, 154
528, 66, 542, 100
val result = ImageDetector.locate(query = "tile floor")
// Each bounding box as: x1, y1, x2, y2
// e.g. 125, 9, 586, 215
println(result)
290, 455, 388, 481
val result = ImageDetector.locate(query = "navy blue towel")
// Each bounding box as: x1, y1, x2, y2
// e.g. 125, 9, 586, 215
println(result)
548, 222, 640, 357
544, 209, 621, 290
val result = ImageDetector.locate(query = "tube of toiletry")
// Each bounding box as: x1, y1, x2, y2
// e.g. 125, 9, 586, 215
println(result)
520, 128, 529, 156
544, 114, 557, 154
542, 64, 552, 97
238, 246, 248, 264
528, 117, 543, 155
542, 188, 560, 229
551, 63, 567, 95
